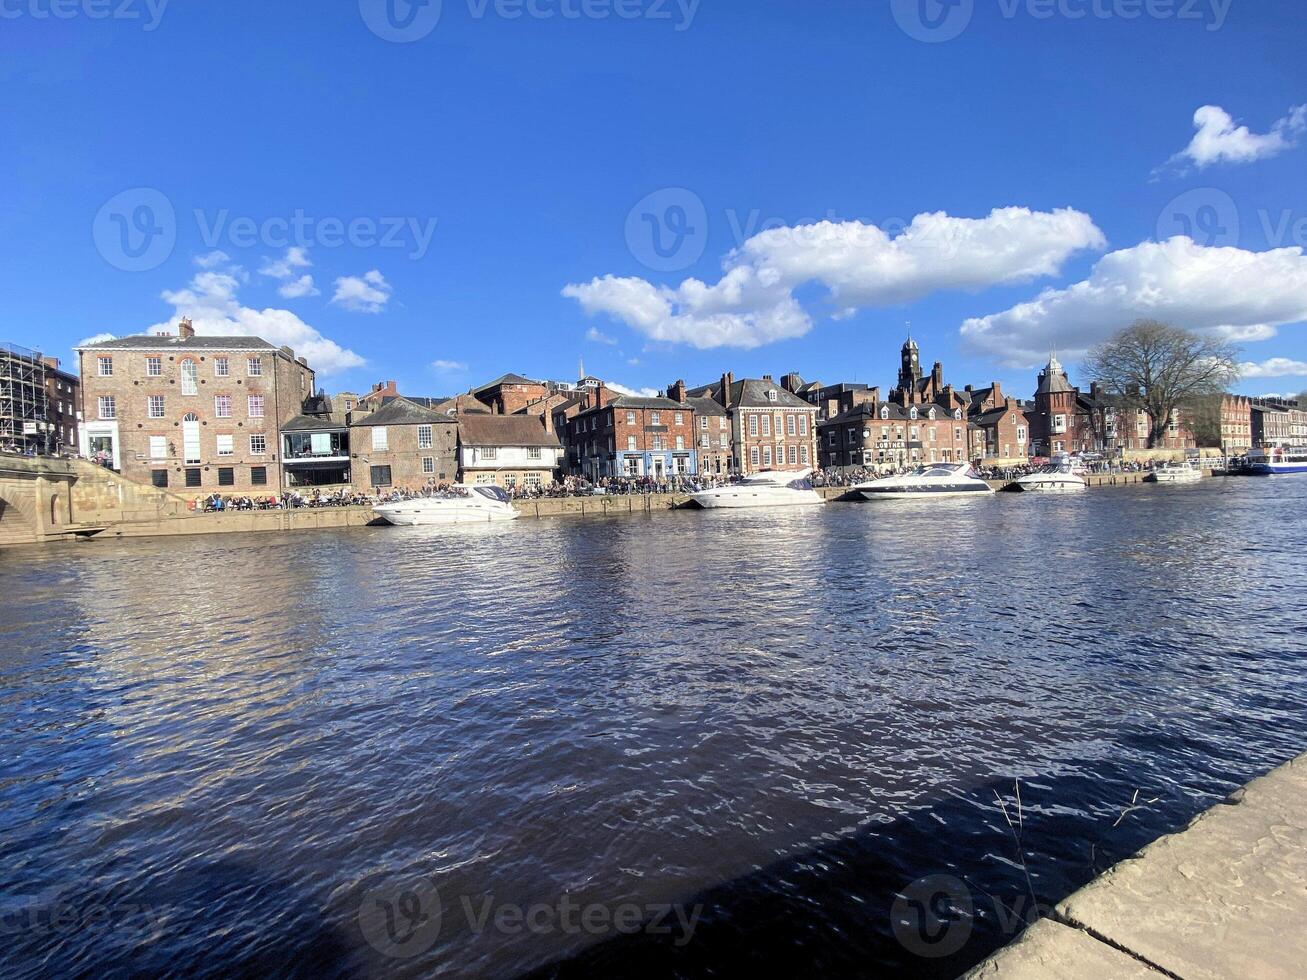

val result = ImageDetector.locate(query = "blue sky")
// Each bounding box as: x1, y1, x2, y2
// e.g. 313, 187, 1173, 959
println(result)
4, 0, 1307, 400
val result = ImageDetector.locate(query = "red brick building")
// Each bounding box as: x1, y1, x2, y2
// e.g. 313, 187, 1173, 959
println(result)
819, 400, 972, 470
685, 373, 818, 475
965, 382, 1030, 462
472, 373, 551, 415
564, 384, 698, 479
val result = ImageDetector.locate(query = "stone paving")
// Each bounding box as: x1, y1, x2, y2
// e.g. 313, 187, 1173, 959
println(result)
963, 752, 1307, 979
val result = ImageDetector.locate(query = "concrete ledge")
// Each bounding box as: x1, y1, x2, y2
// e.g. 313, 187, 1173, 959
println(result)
963, 752, 1307, 979
963, 918, 1157, 979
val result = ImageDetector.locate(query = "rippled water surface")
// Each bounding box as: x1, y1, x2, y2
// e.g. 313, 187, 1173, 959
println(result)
2, 479, 1305, 978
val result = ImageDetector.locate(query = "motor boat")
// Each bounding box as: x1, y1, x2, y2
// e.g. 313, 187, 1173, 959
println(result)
689, 470, 824, 509
1245, 448, 1307, 475
1014, 459, 1087, 493
372, 485, 520, 525
854, 462, 995, 499
1147, 461, 1203, 484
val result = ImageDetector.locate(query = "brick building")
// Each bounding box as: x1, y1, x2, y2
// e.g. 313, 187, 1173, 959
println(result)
1218, 395, 1254, 454
76, 319, 315, 493
1250, 398, 1307, 449
457, 414, 562, 490
43, 358, 81, 454
350, 397, 459, 490
819, 400, 972, 471
0, 343, 80, 455
564, 384, 697, 479
472, 374, 551, 415
964, 382, 1029, 463
1028, 355, 1097, 456
281, 393, 352, 488
685, 373, 818, 475
781, 374, 875, 421
682, 390, 731, 476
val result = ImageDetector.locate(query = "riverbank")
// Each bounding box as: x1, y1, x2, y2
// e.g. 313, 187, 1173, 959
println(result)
963, 751, 1307, 979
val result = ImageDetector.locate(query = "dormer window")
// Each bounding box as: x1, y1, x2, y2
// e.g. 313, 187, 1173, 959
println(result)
909, 407, 918, 420
954, 409, 962, 420
928, 408, 936, 420
767, 389, 778, 402
880, 406, 890, 420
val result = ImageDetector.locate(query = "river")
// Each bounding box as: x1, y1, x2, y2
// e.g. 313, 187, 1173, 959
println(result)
1, 479, 1304, 978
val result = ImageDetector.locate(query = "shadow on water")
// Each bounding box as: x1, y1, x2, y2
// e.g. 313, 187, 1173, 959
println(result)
518, 767, 1225, 980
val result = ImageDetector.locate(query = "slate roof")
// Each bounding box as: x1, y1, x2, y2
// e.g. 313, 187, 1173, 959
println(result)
352, 397, 455, 427
457, 414, 560, 448
1036, 356, 1075, 395
473, 373, 540, 393
685, 378, 814, 410
685, 395, 727, 418
282, 414, 348, 432
821, 401, 964, 427
75, 333, 281, 353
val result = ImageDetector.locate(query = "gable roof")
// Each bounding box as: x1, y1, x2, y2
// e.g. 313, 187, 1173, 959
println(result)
685, 395, 727, 417
352, 397, 454, 427
473, 373, 540, 393
457, 414, 560, 448
686, 378, 815, 410
76, 333, 282, 354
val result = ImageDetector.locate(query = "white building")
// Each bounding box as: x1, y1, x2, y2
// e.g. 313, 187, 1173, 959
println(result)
456, 414, 562, 491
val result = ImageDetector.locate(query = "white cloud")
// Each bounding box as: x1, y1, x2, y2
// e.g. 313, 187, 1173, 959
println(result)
332, 269, 391, 314
606, 380, 661, 398
260, 246, 312, 280
1165, 104, 1307, 172
432, 359, 468, 372
564, 207, 1104, 349
77, 332, 116, 347
278, 275, 319, 299
195, 250, 231, 269
147, 264, 365, 375
961, 237, 1307, 367
1238, 357, 1307, 379
585, 327, 617, 345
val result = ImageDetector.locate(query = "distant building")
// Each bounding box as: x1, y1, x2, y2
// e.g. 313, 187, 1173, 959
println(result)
679, 387, 732, 476
685, 373, 818, 474
565, 384, 697, 480
819, 400, 971, 470
472, 373, 552, 415
1218, 395, 1254, 454
349, 397, 459, 490
1250, 398, 1306, 450
1028, 355, 1097, 456
964, 383, 1030, 463
456, 414, 562, 491
281, 393, 352, 488
76, 319, 315, 493
1, 343, 79, 455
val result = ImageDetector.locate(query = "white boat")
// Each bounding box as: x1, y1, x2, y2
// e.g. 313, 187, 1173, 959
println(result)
1245, 448, 1307, 475
1147, 461, 1203, 484
1014, 459, 1087, 493
854, 462, 995, 499
373, 485, 520, 525
689, 470, 824, 509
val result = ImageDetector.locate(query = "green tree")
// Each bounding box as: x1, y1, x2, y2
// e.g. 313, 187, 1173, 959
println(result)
1085, 320, 1240, 449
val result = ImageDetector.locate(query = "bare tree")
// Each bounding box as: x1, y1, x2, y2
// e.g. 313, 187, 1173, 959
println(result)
1085, 320, 1240, 449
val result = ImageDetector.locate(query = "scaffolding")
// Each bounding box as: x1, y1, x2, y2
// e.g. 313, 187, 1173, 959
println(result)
1, 342, 51, 454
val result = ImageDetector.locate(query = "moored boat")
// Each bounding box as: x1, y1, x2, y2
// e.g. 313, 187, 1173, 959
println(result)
854, 462, 995, 500
373, 485, 520, 525
1245, 447, 1307, 475
689, 470, 824, 509
1147, 461, 1203, 484
1014, 459, 1087, 493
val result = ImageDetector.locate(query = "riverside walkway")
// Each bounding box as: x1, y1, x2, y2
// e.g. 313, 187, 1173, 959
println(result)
964, 752, 1307, 979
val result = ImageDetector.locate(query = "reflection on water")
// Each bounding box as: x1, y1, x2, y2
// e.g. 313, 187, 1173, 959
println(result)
1, 480, 1304, 978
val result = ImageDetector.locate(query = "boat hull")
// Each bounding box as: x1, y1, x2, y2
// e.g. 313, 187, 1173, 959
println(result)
1147, 471, 1202, 484
373, 504, 519, 525
1247, 462, 1307, 475
857, 485, 993, 500
690, 489, 824, 509
1014, 478, 1086, 493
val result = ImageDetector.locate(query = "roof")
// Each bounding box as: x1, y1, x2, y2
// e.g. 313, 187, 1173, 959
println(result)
820, 401, 962, 426
473, 373, 540, 393
973, 405, 1024, 426
282, 414, 348, 433
352, 397, 455, 427
76, 333, 283, 353
1037, 356, 1075, 395
456, 414, 561, 448
686, 378, 815, 410
685, 395, 727, 417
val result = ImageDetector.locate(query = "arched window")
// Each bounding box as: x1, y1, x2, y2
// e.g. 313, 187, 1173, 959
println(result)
909, 407, 918, 420
180, 359, 198, 395
880, 406, 890, 420
954, 408, 963, 420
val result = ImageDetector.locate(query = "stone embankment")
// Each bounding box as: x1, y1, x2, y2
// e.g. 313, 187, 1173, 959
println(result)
963, 752, 1307, 979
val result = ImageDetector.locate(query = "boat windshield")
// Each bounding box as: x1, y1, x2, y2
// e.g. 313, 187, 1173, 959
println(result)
786, 479, 813, 491
473, 486, 511, 504
915, 464, 966, 479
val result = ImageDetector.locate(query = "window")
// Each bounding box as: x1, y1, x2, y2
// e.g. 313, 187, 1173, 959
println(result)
910, 407, 918, 420
928, 427, 937, 442
674, 412, 683, 425
626, 411, 636, 424
149, 436, 167, 460
98, 395, 116, 420
1016, 426, 1027, 442
652, 435, 665, 451
762, 446, 772, 467
719, 435, 728, 449
719, 417, 727, 430
216, 435, 233, 456
181, 359, 198, 395
481, 446, 497, 460
247, 357, 262, 377
828, 431, 837, 447
214, 395, 232, 418
767, 389, 778, 402
700, 417, 708, 430
761, 415, 771, 437
370, 465, 392, 487
787, 415, 797, 436
700, 434, 710, 448
525, 473, 542, 489
147, 395, 165, 418
928, 408, 937, 420
651, 411, 661, 425
185, 468, 202, 488
214, 357, 229, 377
910, 427, 919, 441
146, 356, 162, 377
249, 434, 266, 455
1053, 414, 1068, 434
748, 415, 758, 437
418, 425, 433, 449
800, 445, 809, 464
251, 466, 267, 486
788, 445, 797, 465
422, 457, 435, 474
627, 435, 637, 451
675, 435, 684, 450
151, 469, 168, 488
527, 447, 542, 460
372, 427, 388, 451
97, 356, 113, 376
750, 446, 760, 467
248, 395, 264, 418
881, 406, 890, 420
217, 467, 235, 487
955, 427, 963, 441
503, 475, 517, 490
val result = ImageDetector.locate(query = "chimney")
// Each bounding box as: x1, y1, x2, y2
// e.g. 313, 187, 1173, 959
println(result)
593, 382, 608, 411
762, 373, 773, 382
669, 379, 687, 403
991, 381, 1002, 402
720, 372, 734, 409
178, 317, 195, 340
